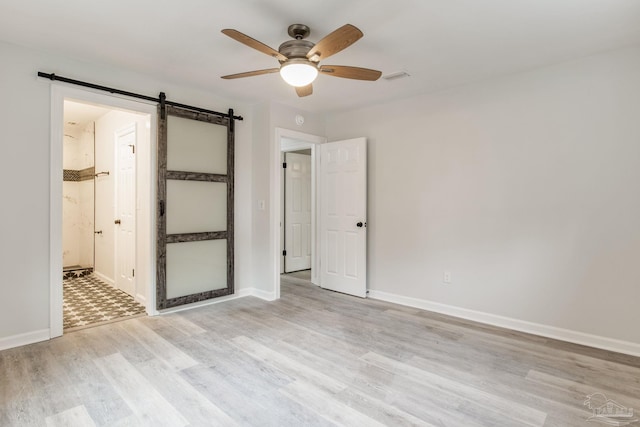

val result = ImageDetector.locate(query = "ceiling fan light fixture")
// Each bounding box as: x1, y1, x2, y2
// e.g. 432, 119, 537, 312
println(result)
221, 24, 380, 97
280, 59, 318, 87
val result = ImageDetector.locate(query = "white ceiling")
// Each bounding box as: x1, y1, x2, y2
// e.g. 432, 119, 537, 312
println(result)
2, 0, 639, 113
64, 100, 111, 127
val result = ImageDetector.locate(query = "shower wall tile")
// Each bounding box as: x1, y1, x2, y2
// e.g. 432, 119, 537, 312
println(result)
63, 182, 80, 268
63, 121, 96, 269
78, 123, 95, 169
79, 180, 95, 267
63, 131, 81, 169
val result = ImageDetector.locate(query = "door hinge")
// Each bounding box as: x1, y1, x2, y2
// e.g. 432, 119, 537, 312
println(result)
283, 250, 287, 256
132, 269, 135, 278
282, 162, 287, 169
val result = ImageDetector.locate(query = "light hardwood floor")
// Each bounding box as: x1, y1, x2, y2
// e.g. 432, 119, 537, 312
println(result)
2, 275, 639, 426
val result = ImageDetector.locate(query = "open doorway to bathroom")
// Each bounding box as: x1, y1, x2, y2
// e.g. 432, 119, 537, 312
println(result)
277, 130, 323, 297
281, 149, 312, 276
62, 99, 149, 331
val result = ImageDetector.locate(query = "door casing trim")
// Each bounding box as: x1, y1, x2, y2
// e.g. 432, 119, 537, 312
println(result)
272, 128, 325, 300
50, 84, 158, 338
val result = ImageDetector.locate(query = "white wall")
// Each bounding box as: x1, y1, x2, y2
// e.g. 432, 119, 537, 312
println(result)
326, 47, 640, 346
250, 103, 270, 294
0, 40, 253, 345
251, 102, 325, 295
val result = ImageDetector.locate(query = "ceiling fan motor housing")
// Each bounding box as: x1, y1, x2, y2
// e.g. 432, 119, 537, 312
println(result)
278, 40, 315, 61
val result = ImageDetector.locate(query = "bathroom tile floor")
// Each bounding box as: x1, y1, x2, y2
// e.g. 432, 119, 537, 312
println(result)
63, 275, 146, 331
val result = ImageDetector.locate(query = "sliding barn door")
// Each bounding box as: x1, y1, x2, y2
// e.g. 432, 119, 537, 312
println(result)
157, 106, 233, 309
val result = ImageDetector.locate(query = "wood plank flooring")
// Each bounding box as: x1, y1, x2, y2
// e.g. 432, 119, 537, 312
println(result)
2, 274, 640, 426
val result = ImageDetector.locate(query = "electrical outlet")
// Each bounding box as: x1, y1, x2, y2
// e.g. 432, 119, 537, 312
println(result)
443, 271, 452, 284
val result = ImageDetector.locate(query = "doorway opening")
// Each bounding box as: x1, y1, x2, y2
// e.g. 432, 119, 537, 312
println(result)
282, 148, 312, 274
272, 131, 369, 300
62, 100, 149, 331
51, 85, 157, 338
281, 148, 313, 291
273, 128, 325, 299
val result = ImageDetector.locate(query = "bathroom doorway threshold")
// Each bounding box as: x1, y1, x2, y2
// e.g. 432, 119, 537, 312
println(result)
63, 274, 146, 332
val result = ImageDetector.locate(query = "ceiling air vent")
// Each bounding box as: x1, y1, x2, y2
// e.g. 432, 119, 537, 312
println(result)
382, 71, 410, 81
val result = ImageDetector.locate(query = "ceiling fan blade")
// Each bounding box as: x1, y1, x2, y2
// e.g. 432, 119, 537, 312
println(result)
295, 84, 313, 97
319, 65, 382, 81
222, 29, 288, 61
221, 68, 280, 79
306, 24, 363, 61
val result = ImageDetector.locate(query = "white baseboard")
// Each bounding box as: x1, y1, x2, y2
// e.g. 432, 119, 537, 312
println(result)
157, 287, 276, 315
368, 290, 640, 358
0, 329, 50, 351
249, 288, 277, 301
159, 291, 249, 314
93, 271, 115, 287
136, 293, 146, 306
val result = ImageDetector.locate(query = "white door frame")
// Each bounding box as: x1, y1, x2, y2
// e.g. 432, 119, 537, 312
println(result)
50, 84, 158, 338
271, 128, 325, 299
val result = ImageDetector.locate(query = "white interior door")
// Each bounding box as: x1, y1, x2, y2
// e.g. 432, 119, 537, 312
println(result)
285, 152, 312, 272
320, 138, 367, 297
115, 125, 136, 297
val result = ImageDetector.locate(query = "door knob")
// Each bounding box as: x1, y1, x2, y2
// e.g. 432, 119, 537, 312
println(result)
114, 219, 121, 225
356, 222, 363, 228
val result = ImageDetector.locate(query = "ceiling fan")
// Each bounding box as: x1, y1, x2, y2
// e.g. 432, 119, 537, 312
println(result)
221, 24, 382, 97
